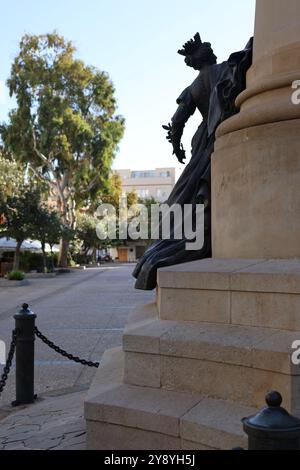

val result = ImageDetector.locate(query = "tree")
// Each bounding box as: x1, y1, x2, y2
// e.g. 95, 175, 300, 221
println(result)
0, 188, 41, 270
0, 151, 26, 199
136, 196, 158, 241
1, 32, 125, 267
32, 208, 63, 272
99, 173, 137, 210
76, 213, 100, 262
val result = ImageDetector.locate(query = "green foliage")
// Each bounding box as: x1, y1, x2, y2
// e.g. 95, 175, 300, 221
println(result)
20, 251, 59, 273
99, 173, 123, 208
0, 183, 64, 270
127, 190, 138, 208
0, 186, 42, 269
0, 187, 41, 244
32, 209, 62, 249
76, 174, 138, 256
0, 32, 125, 228
8, 270, 25, 281
138, 196, 158, 208
20, 251, 44, 272
99, 173, 138, 211
20, 251, 39, 272
76, 213, 99, 253
60, 224, 76, 243
0, 153, 26, 200
137, 196, 159, 241
30, 207, 64, 272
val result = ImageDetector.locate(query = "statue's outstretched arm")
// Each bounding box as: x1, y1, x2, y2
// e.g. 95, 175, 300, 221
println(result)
163, 87, 196, 164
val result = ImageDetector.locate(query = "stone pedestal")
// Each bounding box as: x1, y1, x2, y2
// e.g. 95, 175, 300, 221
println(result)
85, 259, 300, 449
84, 0, 300, 449
212, 0, 300, 258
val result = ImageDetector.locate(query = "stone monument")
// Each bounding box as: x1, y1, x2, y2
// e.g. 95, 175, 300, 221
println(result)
85, 0, 300, 449
133, 34, 252, 290
212, 0, 300, 259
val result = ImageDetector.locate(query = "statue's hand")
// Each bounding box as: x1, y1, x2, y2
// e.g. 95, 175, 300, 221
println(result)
162, 123, 173, 144
163, 124, 186, 164
163, 124, 186, 165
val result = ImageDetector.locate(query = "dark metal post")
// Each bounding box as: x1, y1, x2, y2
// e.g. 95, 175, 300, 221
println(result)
243, 391, 300, 450
13, 303, 37, 406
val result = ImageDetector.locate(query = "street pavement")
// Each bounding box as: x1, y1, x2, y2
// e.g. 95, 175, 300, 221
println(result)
0, 265, 154, 449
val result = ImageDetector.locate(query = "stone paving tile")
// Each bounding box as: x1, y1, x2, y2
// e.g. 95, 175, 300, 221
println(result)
0, 265, 154, 450
0, 390, 86, 450
1, 266, 153, 406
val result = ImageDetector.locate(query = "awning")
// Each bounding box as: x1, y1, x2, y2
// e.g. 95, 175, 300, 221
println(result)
0, 238, 60, 253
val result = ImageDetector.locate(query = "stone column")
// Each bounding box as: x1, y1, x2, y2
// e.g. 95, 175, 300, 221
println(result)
212, 0, 300, 258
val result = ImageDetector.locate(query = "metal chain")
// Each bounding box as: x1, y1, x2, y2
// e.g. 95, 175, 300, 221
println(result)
0, 329, 18, 395
34, 327, 99, 368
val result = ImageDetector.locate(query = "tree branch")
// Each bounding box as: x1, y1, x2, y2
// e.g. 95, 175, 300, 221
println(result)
80, 174, 100, 194
32, 128, 56, 175
28, 164, 55, 188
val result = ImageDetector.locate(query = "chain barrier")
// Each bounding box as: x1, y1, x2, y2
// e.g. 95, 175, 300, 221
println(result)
34, 327, 100, 368
0, 329, 18, 396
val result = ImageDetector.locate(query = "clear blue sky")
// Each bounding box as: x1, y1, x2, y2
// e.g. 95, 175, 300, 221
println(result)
0, 0, 256, 172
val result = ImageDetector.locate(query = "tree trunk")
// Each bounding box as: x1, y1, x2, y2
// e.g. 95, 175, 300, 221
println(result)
42, 244, 47, 273
58, 238, 69, 268
14, 241, 22, 271
93, 247, 97, 263
50, 248, 55, 272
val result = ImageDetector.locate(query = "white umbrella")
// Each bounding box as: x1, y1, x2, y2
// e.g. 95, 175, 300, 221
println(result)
0, 237, 18, 250
0, 238, 59, 253
0, 237, 38, 251
27, 240, 60, 253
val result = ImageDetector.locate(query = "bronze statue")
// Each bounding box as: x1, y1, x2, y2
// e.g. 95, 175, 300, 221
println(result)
133, 33, 253, 290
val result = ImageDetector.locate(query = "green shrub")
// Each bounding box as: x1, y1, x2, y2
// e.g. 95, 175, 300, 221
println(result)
69, 258, 77, 267
20, 251, 58, 273
8, 270, 25, 281
50, 252, 59, 268
20, 252, 43, 272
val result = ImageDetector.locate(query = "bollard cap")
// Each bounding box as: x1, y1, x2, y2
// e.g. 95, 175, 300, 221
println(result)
14, 303, 36, 317
243, 391, 300, 431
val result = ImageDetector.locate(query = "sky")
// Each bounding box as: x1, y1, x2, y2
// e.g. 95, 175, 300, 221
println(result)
0, 0, 256, 173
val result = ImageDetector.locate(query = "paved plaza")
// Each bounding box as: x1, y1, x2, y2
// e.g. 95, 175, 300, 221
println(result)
0, 265, 154, 449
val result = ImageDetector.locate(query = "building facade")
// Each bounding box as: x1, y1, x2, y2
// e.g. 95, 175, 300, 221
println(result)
114, 167, 177, 202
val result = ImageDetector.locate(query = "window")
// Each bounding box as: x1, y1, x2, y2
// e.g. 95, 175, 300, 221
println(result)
136, 189, 150, 198
159, 171, 170, 178
131, 171, 155, 179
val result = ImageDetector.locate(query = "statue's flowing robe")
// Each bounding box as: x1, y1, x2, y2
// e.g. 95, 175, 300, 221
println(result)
133, 39, 253, 290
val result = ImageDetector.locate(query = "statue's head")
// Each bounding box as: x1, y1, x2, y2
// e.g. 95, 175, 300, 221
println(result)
178, 33, 217, 70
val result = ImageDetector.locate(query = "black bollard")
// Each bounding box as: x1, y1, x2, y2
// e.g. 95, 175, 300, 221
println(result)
242, 391, 300, 450
13, 303, 37, 406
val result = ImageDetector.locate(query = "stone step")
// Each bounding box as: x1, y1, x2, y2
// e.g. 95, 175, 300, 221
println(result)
157, 258, 300, 330
86, 346, 125, 402
123, 311, 300, 412
84, 347, 256, 450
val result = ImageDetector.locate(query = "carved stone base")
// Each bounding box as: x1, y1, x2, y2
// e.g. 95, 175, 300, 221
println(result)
85, 258, 300, 449
212, 120, 300, 259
